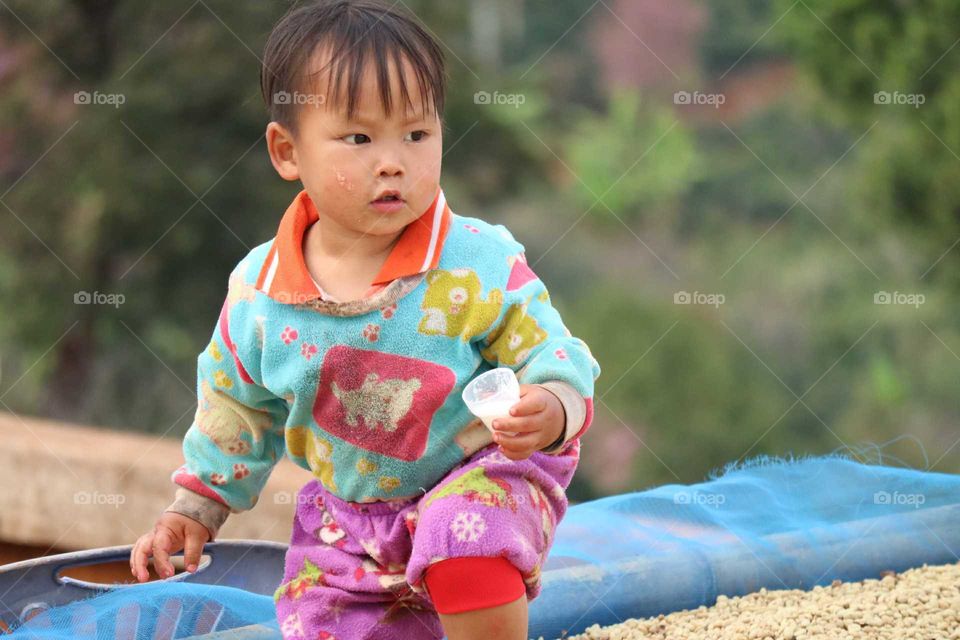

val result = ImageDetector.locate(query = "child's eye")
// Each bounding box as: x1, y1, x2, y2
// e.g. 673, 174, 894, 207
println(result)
405, 130, 428, 142
343, 133, 371, 145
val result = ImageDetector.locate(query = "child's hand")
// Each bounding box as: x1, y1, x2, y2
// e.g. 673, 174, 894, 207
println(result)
130, 512, 211, 583
492, 384, 565, 461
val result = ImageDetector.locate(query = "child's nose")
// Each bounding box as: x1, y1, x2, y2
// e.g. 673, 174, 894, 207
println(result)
376, 157, 403, 178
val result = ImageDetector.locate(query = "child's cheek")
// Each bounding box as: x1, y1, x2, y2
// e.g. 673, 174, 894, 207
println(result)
333, 165, 355, 192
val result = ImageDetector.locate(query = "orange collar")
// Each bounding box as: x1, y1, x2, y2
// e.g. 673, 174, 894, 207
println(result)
255, 187, 451, 304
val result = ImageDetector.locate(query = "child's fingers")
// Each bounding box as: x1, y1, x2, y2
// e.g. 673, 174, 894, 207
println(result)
492, 415, 540, 434
152, 529, 177, 578
131, 533, 153, 582
509, 392, 546, 417
183, 534, 204, 573
495, 430, 539, 454
496, 436, 537, 460
129, 539, 139, 576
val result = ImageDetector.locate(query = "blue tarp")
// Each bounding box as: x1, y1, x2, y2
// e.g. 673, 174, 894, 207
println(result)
5, 454, 959, 639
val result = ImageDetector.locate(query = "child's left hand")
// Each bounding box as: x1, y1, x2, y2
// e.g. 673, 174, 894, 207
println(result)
492, 384, 565, 461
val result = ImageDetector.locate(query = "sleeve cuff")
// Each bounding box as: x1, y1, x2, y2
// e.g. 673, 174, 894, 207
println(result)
165, 486, 231, 540
535, 381, 587, 454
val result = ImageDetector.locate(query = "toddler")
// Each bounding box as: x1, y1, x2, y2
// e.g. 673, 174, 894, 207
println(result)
130, 1, 600, 638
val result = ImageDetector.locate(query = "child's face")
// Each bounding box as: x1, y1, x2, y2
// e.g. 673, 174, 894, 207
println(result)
266, 48, 443, 241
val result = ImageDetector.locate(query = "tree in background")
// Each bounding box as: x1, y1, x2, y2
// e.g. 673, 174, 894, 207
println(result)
776, 0, 960, 287
0, 2, 291, 429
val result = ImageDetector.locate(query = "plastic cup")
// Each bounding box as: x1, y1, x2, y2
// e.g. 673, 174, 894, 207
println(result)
462, 367, 520, 436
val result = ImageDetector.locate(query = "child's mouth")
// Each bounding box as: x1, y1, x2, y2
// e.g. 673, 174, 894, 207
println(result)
371, 194, 405, 213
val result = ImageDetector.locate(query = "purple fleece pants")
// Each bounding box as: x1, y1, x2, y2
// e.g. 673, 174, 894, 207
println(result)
273, 440, 580, 639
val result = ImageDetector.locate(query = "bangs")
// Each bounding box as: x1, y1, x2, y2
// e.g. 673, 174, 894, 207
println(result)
311, 27, 443, 122
262, 1, 447, 131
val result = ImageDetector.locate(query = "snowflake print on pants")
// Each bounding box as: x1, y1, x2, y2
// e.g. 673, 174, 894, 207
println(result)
450, 510, 486, 542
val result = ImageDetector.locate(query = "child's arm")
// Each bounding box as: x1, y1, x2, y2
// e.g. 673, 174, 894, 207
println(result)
475, 243, 601, 455
165, 264, 289, 539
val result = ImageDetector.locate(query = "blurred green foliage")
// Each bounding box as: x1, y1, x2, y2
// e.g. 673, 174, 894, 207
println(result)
564, 89, 699, 222
775, 0, 960, 286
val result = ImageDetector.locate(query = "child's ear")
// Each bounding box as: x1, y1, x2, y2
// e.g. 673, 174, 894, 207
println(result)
265, 121, 300, 181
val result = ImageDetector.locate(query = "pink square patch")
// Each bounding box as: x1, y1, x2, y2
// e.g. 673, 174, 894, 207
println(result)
314, 345, 456, 461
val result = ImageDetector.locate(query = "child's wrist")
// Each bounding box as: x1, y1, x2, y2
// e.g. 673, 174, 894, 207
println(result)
540, 428, 566, 453
165, 487, 230, 540
536, 384, 567, 452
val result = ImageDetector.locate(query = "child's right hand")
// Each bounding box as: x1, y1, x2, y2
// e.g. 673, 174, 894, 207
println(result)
130, 512, 211, 583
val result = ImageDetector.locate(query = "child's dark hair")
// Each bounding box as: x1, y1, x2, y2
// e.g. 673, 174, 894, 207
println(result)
261, 0, 447, 133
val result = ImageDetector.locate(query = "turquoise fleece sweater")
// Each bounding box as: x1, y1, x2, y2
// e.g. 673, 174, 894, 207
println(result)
167, 212, 601, 538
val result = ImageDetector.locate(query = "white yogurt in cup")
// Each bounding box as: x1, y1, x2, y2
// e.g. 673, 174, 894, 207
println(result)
462, 367, 520, 437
